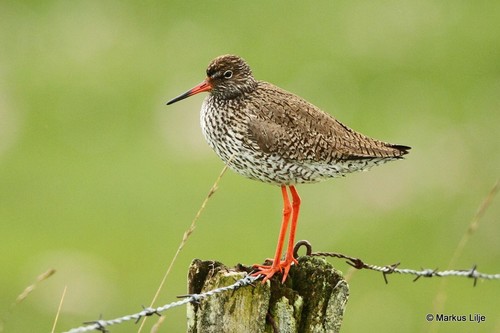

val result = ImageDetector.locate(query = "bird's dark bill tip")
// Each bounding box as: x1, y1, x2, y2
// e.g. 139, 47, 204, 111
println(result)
166, 92, 190, 105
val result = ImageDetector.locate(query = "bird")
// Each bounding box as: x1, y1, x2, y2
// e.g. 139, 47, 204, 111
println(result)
166, 55, 410, 283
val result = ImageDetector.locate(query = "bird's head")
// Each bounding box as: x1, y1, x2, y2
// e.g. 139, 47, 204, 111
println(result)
166, 55, 257, 105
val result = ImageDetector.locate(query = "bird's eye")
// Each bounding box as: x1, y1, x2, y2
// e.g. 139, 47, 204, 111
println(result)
223, 70, 233, 79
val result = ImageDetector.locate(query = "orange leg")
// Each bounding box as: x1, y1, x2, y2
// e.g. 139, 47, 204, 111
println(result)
280, 185, 300, 282
252, 185, 301, 283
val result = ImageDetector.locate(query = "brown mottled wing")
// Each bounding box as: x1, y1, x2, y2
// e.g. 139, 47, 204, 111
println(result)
246, 82, 409, 163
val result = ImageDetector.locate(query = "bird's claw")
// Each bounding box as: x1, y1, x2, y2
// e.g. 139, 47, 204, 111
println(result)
251, 256, 298, 283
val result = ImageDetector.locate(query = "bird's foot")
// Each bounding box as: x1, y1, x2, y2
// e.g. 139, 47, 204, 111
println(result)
251, 256, 298, 283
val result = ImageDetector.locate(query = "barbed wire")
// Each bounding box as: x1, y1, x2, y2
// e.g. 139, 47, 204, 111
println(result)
293, 240, 500, 286
62, 241, 499, 333
62, 274, 260, 333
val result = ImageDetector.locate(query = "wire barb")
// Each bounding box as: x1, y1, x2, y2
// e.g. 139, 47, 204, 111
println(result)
134, 306, 161, 324
81, 318, 108, 333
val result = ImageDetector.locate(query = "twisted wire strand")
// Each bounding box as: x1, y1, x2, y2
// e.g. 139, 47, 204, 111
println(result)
62, 275, 260, 333
62, 243, 499, 333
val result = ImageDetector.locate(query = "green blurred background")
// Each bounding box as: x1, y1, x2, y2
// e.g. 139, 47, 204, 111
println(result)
1, 1, 499, 332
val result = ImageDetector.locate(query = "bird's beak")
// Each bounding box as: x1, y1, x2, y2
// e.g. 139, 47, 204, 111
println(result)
166, 79, 212, 105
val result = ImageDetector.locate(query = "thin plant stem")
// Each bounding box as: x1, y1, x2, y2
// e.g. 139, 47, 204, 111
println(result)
137, 162, 231, 332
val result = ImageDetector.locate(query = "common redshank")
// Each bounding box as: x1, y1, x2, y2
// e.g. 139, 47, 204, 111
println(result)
167, 55, 410, 283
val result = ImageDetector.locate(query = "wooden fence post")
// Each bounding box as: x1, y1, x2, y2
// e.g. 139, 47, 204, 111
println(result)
187, 256, 349, 333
